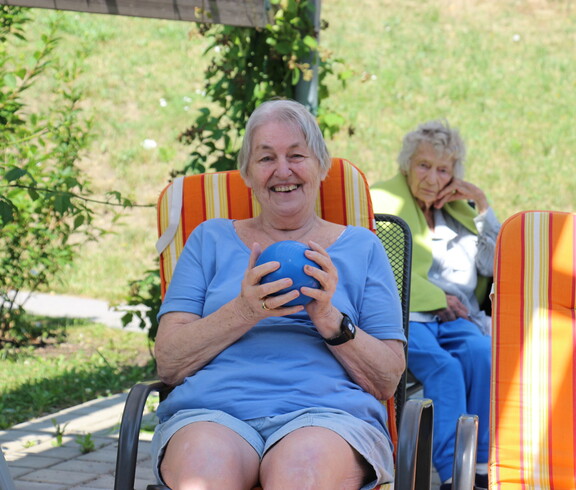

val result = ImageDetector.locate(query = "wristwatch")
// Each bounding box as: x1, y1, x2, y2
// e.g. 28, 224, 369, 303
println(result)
324, 312, 356, 346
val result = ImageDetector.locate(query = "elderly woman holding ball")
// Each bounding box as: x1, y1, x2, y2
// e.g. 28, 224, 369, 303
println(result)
151, 99, 406, 490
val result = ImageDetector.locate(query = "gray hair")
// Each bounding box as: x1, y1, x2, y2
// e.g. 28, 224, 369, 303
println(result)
237, 99, 331, 179
397, 120, 466, 178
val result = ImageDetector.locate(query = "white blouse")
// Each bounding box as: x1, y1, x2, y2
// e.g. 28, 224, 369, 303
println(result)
409, 207, 501, 335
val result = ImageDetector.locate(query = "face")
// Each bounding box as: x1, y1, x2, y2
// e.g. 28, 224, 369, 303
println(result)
244, 119, 325, 220
406, 142, 455, 210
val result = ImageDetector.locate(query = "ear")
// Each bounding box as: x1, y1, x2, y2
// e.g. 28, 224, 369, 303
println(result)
242, 170, 253, 189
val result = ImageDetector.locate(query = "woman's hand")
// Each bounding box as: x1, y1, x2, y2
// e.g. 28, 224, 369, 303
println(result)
434, 177, 489, 214
157, 242, 308, 386
434, 294, 470, 323
233, 242, 305, 323
299, 240, 342, 338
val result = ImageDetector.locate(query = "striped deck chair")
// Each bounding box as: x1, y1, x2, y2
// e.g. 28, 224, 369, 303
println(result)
156, 157, 374, 298
114, 158, 433, 490
490, 210, 576, 489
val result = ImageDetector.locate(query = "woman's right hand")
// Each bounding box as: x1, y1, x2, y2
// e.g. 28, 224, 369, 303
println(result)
434, 294, 470, 323
233, 242, 305, 323
434, 177, 489, 214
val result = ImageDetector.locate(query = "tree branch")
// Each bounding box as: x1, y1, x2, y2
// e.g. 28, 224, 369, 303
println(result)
3, 184, 155, 208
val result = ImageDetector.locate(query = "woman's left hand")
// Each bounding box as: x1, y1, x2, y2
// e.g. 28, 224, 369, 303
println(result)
434, 177, 489, 214
300, 241, 342, 337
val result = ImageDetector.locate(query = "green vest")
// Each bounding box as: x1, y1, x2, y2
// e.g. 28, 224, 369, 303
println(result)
371, 174, 490, 312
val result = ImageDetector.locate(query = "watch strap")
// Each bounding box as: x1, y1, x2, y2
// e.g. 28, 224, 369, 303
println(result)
324, 312, 356, 346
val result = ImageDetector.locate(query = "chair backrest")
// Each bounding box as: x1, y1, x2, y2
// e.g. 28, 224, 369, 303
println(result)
156, 157, 374, 298
374, 213, 412, 426
490, 210, 576, 489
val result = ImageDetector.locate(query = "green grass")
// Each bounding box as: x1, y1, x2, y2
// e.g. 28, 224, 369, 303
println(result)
0, 318, 155, 429
17, 0, 576, 302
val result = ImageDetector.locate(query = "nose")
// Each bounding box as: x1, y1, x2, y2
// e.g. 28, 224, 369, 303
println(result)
274, 157, 293, 178
424, 169, 440, 186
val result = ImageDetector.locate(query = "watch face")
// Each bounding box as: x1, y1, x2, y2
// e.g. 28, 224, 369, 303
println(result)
341, 314, 356, 339
324, 313, 356, 345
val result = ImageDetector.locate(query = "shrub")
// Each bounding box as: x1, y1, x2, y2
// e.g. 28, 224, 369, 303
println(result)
0, 7, 105, 345
177, 0, 350, 175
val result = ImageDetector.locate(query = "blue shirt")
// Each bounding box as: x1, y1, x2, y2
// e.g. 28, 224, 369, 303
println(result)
157, 219, 405, 434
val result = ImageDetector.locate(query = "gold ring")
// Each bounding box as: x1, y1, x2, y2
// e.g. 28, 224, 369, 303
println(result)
262, 300, 271, 311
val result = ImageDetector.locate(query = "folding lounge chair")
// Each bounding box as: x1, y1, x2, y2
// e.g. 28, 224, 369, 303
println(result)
114, 158, 434, 490
487, 210, 576, 489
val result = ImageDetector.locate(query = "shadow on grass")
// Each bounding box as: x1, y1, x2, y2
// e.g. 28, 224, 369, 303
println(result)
0, 315, 157, 430
0, 359, 157, 429
0, 314, 83, 351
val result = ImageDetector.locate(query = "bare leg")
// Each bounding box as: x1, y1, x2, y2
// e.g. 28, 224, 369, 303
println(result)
160, 421, 260, 490
260, 427, 374, 490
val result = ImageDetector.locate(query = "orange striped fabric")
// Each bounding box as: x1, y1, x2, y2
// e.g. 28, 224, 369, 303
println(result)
156, 157, 375, 297
490, 211, 576, 489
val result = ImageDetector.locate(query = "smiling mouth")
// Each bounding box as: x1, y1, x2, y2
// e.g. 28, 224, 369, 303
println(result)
271, 184, 300, 192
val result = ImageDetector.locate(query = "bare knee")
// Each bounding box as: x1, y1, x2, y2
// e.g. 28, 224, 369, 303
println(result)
160, 422, 259, 490
260, 427, 373, 490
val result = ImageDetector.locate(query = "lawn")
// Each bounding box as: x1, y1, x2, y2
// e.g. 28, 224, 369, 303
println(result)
28, 0, 573, 302
0, 318, 155, 429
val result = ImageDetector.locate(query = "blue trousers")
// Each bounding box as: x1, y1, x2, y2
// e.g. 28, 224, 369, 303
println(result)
408, 318, 491, 483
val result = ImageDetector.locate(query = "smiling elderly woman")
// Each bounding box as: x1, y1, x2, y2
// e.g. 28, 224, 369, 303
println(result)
151, 99, 406, 490
370, 120, 500, 490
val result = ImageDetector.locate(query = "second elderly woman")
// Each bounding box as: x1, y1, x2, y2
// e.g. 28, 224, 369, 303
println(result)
371, 120, 499, 490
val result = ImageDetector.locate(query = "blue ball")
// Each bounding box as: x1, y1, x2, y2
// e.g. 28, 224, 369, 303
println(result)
256, 240, 321, 306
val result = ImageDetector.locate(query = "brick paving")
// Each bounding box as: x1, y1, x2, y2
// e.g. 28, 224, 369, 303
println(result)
0, 393, 155, 490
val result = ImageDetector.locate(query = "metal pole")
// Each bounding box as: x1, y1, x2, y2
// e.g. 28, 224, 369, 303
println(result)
295, 0, 320, 114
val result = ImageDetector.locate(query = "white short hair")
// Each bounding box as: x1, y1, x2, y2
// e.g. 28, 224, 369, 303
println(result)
397, 120, 466, 178
238, 99, 331, 179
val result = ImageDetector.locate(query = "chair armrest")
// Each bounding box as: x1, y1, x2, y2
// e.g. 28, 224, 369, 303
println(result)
452, 414, 479, 490
114, 380, 167, 490
395, 398, 434, 490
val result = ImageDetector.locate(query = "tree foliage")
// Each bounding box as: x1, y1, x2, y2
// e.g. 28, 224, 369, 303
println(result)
176, 0, 350, 176
0, 7, 130, 345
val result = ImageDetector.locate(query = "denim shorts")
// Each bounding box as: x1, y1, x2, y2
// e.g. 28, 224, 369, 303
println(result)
151, 407, 394, 489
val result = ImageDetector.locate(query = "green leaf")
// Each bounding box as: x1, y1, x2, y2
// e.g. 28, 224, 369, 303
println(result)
0, 201, 14, 225
28, 188, 39, 201
338, 70, 354, 81
303, 35, 318, 49
291, 68, 301, 85
54, 193, 71, 214
323, 113, 344, 127
73, 215, 85, 229
3, 73, 17, 88
4, 167, 27, 182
